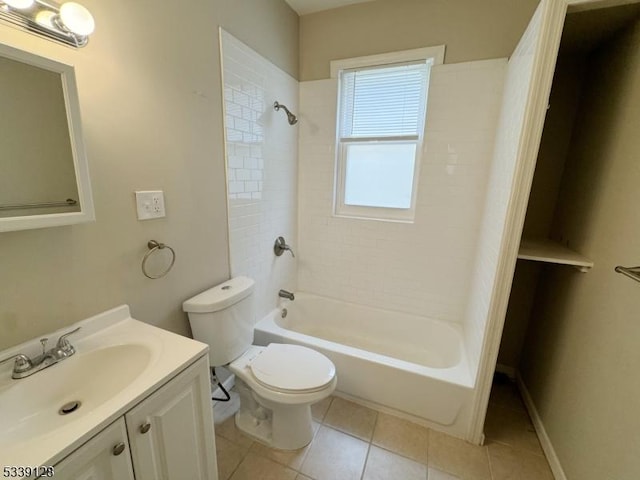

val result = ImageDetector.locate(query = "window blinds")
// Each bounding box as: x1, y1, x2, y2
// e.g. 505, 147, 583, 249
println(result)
339, 61, 430, 140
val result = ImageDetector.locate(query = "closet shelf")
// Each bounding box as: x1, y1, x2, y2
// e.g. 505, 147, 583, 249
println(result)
517, 238, 594, 272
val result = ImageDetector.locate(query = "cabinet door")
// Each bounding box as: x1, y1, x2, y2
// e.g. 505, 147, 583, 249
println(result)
52, 418, 135, 480
125, 357, 217, 480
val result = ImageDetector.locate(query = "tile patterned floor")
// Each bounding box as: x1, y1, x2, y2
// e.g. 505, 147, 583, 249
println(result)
214, 379, 555, 480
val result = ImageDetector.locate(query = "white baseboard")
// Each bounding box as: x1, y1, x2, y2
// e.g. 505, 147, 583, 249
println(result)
516, 374, 568, 480
495, 363, 517, 380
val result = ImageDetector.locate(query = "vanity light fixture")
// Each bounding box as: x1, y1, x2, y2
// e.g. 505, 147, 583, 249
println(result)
0, 0, 95, 48
3, 0, 34, 9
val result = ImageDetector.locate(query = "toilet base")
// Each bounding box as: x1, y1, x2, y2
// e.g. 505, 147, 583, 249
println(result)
234, 379, 316, 450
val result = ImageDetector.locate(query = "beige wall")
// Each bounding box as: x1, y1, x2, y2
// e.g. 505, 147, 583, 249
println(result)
218, 0, 299, 78
0, 0, 298, 351
520, 19, 640, 480
498, 55, 586, 368
521, 55, 586, 239
299, 0, 540, 81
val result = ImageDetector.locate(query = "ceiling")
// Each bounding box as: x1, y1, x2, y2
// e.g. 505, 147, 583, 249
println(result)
285, 0, 375, 15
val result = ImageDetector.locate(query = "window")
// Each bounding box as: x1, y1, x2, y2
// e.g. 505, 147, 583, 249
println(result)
333, 48, 442, 221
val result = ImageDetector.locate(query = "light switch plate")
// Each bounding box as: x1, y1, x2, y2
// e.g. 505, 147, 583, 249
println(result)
135, 191, 166, 220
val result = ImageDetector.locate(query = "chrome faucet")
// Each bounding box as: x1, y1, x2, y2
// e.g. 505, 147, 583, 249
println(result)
0, 327, 81, 379
278, 289, 295, 301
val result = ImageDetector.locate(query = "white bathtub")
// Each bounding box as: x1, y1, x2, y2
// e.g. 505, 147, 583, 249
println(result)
254, 292, 475, 434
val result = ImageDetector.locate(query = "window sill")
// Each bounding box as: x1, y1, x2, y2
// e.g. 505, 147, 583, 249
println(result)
332, 213, 415, 224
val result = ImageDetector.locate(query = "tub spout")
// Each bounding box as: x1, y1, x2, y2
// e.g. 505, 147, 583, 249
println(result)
279, 289, 295, 301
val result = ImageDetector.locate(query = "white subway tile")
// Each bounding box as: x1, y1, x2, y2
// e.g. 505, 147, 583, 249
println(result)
222, 30, 298, 323
298, 59, 505, 322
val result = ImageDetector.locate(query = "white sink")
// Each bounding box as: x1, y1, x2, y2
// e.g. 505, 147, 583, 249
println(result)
0, 305, 208, 470
0, 344, 152, 447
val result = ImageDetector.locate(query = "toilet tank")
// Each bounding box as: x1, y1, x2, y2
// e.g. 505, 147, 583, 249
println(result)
182, 276, 255, 367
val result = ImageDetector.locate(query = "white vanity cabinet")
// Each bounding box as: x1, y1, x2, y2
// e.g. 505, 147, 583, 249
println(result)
48, 356, 217, 480
125, 357, 217, 480
51, 418, 135, 480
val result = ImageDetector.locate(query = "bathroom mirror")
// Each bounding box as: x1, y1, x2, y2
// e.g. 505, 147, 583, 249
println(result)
0, 42, 94, 232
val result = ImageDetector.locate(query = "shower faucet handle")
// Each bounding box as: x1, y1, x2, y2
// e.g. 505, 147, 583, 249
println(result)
274, 236, 295, 258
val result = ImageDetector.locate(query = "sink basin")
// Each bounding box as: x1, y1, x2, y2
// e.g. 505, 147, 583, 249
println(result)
0, 305, 208, 470
0, 344, 152, 447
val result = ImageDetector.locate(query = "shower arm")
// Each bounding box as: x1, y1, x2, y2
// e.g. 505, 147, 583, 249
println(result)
273, 101, 298, 125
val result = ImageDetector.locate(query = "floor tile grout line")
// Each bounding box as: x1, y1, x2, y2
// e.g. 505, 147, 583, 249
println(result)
425, 422, 432, 470
219, 389, 553, 480
486, 444, 495, 480
215, 433, 255, 461
425, 424, 430, 478
320, 407, 433, 468
369, 412, 431, 468
225, 444, 248, 480
294, 420, 323, 475
426, 456, 462, 480
488, 438, 547, 458
359, 441, 373, 480
486, 400, 547, 458
359, 408, 379, 480
368, 441, 431, 468
318, 396, 334, 423
321, 423, 374, 445
322, 419, 378, 444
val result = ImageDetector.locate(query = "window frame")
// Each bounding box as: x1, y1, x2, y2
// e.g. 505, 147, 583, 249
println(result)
331, 46, 445, 222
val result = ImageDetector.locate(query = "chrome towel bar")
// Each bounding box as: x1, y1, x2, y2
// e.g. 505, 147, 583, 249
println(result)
614, 265, 640, 283
0, 198, 77, 211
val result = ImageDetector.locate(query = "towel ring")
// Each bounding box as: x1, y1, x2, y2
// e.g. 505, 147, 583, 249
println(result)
142, 240, 176, 279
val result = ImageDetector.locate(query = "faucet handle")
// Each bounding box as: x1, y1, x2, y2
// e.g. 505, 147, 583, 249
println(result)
0, 354, 33, 374
274, 236, 295, 258
13, 354, 32, 374
56, 326, 81, 355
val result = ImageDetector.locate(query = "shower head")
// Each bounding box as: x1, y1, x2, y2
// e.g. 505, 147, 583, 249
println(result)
274, 101, 298, 125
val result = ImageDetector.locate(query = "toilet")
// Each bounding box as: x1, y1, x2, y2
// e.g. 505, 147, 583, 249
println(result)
183, 276, 337, 450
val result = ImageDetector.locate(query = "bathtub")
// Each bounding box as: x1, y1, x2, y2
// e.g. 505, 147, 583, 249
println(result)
254, 292, 475, 434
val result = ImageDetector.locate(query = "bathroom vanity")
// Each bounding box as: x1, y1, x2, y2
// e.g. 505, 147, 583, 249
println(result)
0, 306, 217, 480
54, 358, 214, 479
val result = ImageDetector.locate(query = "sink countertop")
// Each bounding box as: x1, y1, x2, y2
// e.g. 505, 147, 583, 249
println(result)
0, 305, 208, 474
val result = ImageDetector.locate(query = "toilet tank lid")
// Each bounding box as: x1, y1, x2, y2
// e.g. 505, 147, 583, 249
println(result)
182, 276, 255, 313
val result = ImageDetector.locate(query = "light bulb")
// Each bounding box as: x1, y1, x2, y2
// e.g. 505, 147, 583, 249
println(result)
59, 2, 94, 36
4, 0, 34, 9
35, 10, 56, 30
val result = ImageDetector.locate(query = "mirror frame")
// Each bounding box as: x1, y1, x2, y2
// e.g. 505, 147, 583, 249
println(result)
0, 42, 94, 233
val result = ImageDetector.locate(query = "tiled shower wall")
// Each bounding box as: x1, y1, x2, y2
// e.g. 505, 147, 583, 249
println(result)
297, 59, 506, 323
221, 30, 298, 322
464, 5, 543, 375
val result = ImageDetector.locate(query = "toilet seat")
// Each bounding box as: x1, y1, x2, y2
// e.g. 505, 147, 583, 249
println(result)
229, 343, 337, 449
249, 344, 335, 394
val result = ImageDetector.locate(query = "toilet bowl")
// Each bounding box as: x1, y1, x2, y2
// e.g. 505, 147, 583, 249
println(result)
183, 277, 337, 450
229, 344, 336, 449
